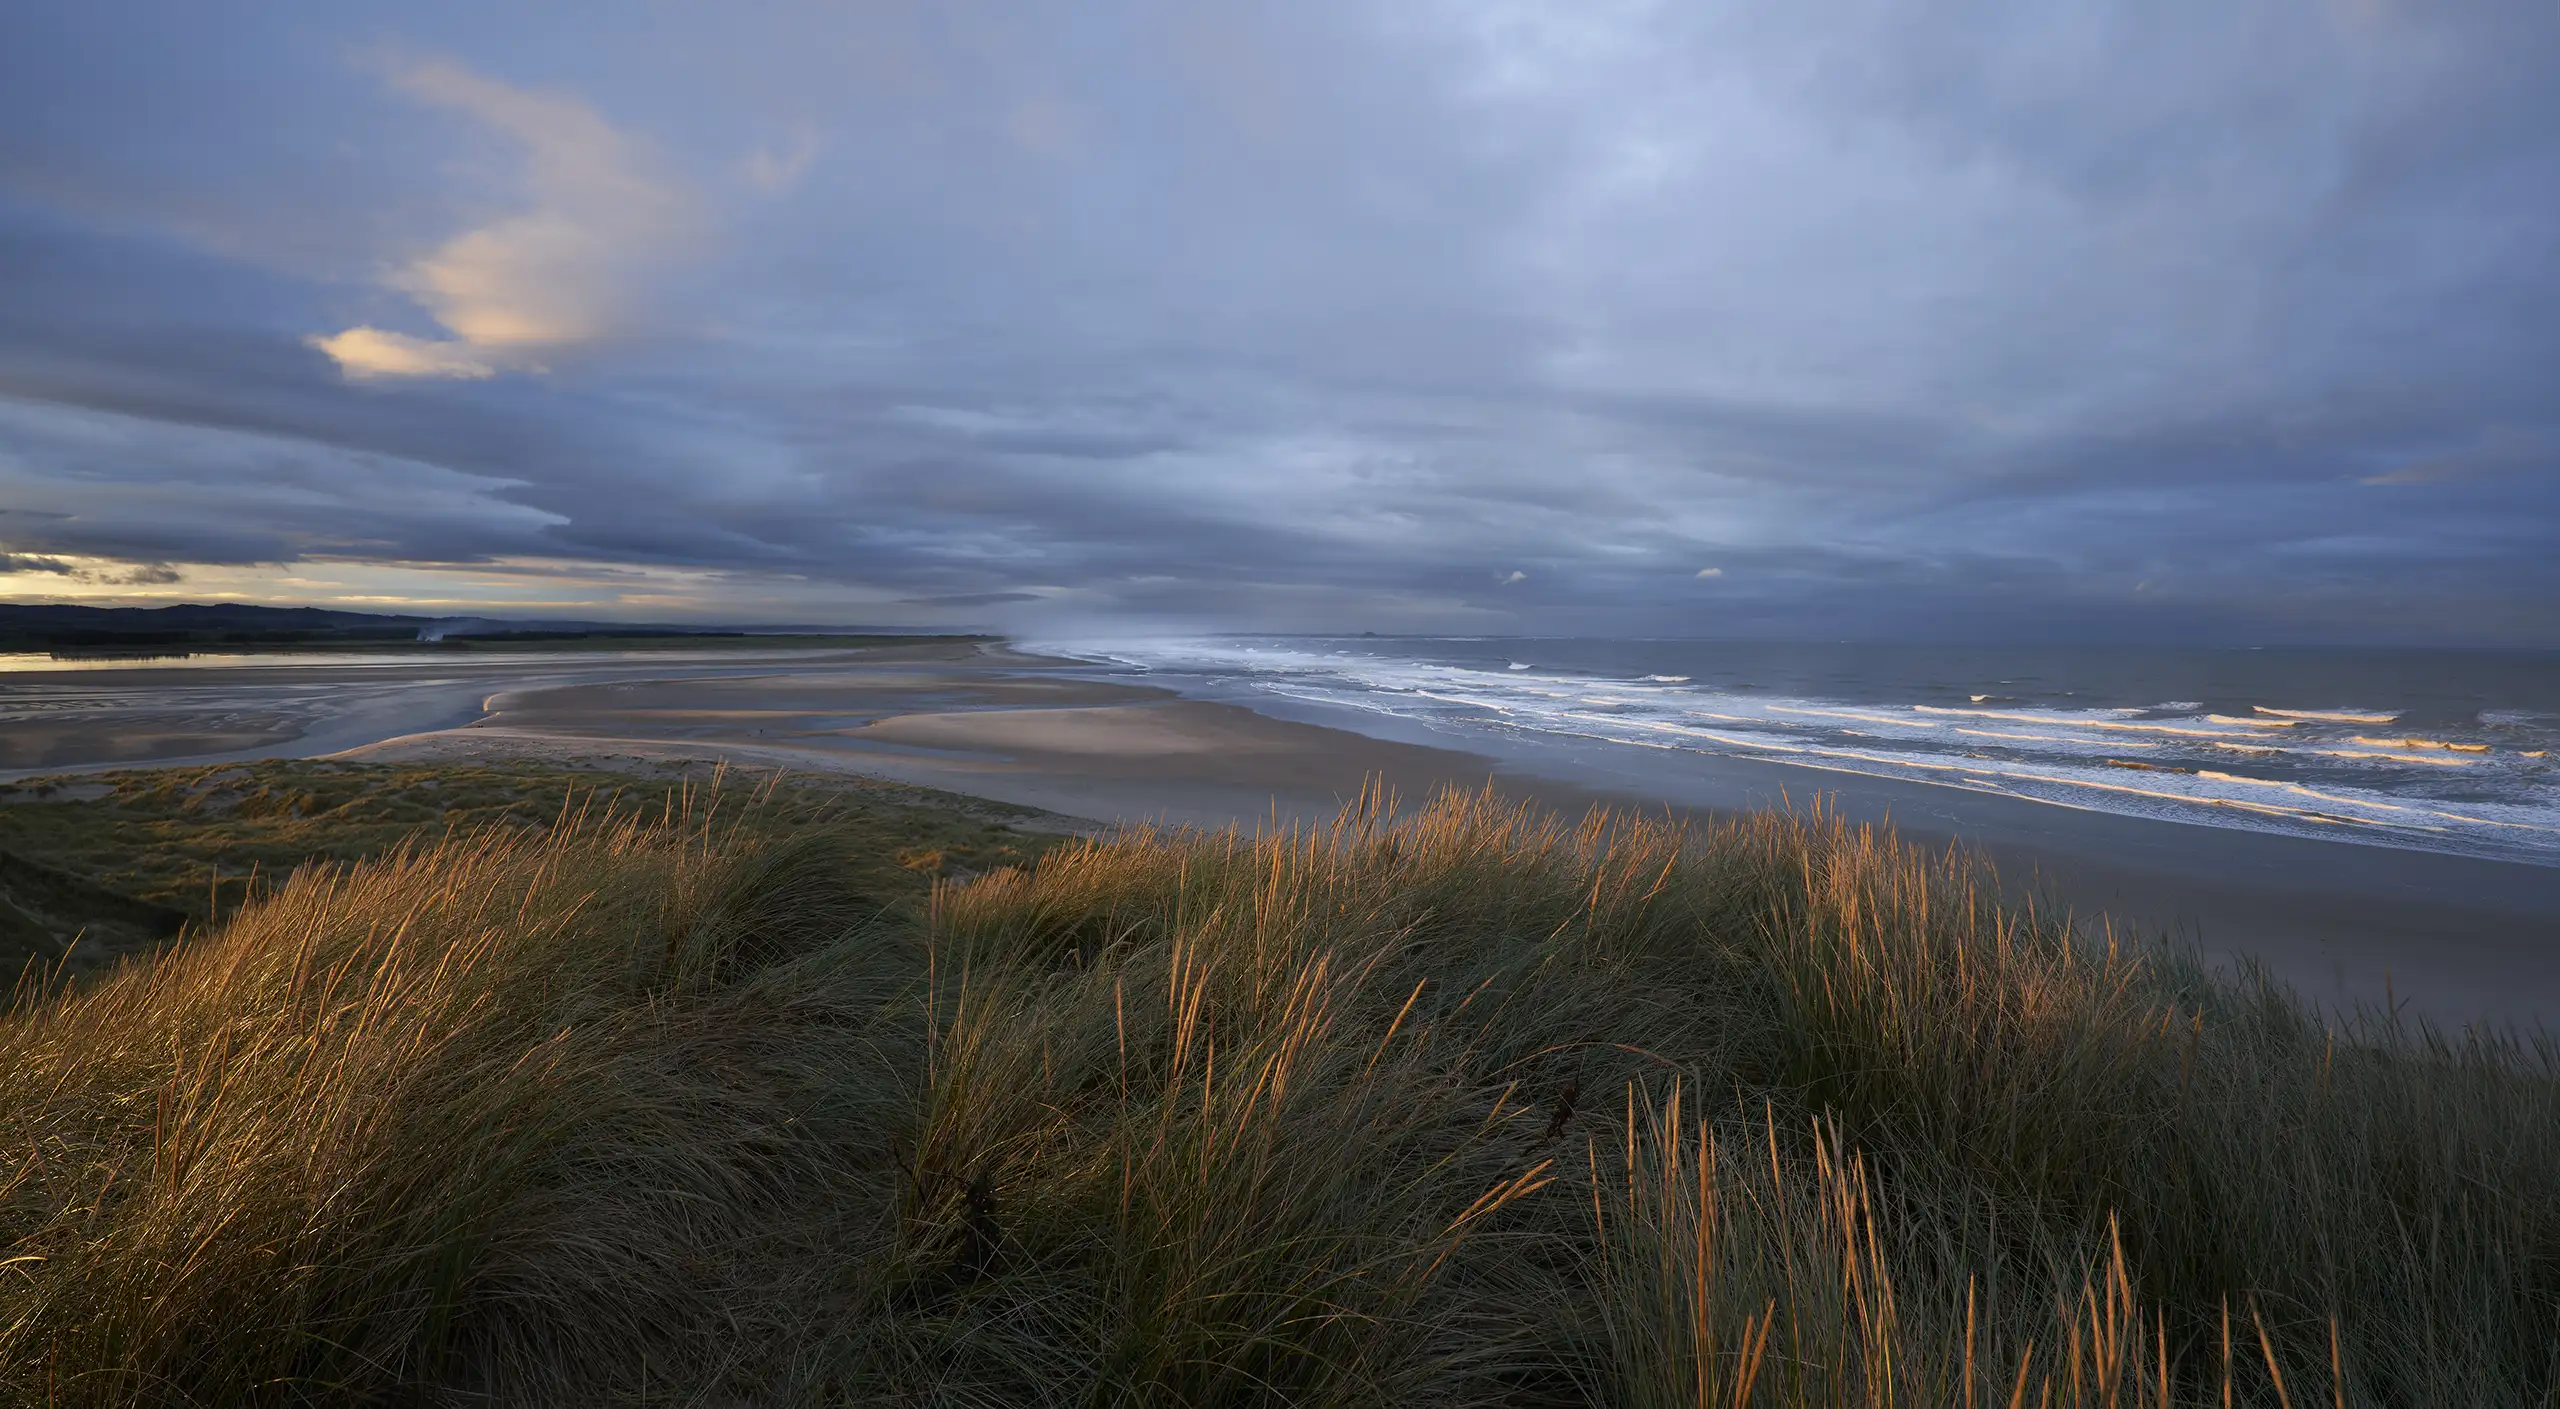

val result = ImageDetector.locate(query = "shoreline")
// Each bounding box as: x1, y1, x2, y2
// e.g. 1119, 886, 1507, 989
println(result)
2, 644, 2552, 1026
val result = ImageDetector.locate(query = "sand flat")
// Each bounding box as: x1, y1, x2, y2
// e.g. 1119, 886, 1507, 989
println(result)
0, 643, 1041, 781
450, 666, 1513, 809
0, 720, 308, 770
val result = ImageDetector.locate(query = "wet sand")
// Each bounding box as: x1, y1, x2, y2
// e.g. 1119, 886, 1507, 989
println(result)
4, 645, 2552, 1025
357, 665, 1528, 830
0, 642, 1004, 778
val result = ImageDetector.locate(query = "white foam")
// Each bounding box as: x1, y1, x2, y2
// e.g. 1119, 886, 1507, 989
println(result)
1954, 726, 2150, 749
1058, 637, 2560, 866
1768, 705, 1936, 728
2311, 747, 2477, 768
2350, 736, 2490, 753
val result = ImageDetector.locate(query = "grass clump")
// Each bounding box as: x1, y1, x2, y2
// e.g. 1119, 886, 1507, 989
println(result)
0, 760, 1043, 975
0, 790, 932, 1403
0, 783, 2551, 1404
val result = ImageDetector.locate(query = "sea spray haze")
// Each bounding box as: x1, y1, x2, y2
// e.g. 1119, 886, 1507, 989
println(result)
1053, 638, 2560, 867
3, 781, 2555, 1402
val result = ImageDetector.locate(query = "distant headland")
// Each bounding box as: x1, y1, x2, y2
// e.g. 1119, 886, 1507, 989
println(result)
0, 602, 989, 656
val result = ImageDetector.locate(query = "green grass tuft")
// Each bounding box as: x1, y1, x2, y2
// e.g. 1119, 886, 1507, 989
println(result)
0, 782, 2550, 1404
0, 760, 1046, 978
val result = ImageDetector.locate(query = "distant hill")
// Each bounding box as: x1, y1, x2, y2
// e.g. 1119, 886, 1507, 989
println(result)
0, 603, 944, 654
0, 603, 441, 652
0, 603, 442, 631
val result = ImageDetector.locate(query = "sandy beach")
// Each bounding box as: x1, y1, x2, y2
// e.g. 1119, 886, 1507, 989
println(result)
4, 642, 2553, 1025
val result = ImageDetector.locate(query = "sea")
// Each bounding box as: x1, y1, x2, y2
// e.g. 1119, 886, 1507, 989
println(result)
1040, 637, 2560, 869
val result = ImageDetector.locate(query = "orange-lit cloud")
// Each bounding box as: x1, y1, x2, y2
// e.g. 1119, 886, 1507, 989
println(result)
312, 57, 699, 380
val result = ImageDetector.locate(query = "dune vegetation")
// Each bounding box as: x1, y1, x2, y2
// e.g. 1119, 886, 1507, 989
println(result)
0, 778, 2552, 1405
0, 760, 1043, 976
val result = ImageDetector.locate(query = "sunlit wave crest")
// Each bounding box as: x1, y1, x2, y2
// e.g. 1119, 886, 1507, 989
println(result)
1043, 637, 2560, 866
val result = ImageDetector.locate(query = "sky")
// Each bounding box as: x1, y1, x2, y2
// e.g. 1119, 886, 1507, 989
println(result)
1, 1, 2555, 645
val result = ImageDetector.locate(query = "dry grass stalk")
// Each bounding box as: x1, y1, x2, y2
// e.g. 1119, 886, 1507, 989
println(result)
0, 780, 2550, 1404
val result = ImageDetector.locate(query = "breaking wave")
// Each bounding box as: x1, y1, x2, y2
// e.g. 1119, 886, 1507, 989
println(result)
1051, 637, 2560, 867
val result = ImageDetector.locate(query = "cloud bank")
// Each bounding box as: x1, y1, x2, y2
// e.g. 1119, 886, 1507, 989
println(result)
0, 1, 2552, 643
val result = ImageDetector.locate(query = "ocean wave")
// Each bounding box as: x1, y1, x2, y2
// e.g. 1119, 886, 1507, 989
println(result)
2308, 747, 2478, 768
1913, 704, 2144, 723
2089, 720, 2283, 739
1056, 637, 2560, 866
2349, 736, 2491, 753
2195, 770, 2413, 810
1954, 726, 2151, 747
1767, 705, 1929, 727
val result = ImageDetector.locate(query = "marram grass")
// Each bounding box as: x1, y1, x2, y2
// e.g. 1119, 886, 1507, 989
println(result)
0, 783, 2551, 1405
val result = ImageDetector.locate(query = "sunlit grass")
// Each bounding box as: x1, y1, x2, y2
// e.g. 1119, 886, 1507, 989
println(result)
0, 759, 1044, 976
1, 782, 2550, 1403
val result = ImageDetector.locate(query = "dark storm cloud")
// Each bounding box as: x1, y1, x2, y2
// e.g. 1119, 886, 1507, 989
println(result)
0, 0, 2553, 641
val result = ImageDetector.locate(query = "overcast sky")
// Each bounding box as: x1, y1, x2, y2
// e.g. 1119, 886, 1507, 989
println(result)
1, 1, 2554, 643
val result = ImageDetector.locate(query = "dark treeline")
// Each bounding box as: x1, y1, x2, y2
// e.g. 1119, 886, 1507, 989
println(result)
0, 604, 975, 655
